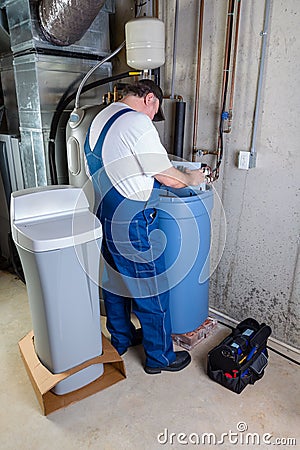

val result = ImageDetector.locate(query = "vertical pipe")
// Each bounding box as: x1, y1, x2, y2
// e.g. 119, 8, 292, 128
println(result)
250, 0, 271, 167
226, 0, 241, 132
192, 0, 204, 161
215, 0, 235, 177
173, 101, 186, 158
219, 0, 234, 115
155, 0, 159, 17
171, 0, 180, 99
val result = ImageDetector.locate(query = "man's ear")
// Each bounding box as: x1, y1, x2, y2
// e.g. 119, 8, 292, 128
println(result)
144, 92, 155, 105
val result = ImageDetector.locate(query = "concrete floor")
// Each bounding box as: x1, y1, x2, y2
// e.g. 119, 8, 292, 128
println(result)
0, 269, 299, 450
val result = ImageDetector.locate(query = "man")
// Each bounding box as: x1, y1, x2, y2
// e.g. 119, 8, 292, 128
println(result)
84, 79, 206, 374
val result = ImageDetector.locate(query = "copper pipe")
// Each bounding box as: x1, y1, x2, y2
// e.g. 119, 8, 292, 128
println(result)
220, 0, 234, 116
171, 0, 180, 99
192, 0, 205, 162
229, 0, 241, 113
225, 0, 241, 133
201, 150, 218, 156
155, 0, 159, 18
217, 0, 235, 154
164, 95, 184, 101
113, 85, 119, 102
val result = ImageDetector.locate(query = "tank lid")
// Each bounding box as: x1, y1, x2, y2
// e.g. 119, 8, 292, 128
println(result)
11, 186, 102, 251
12, 211, 102, 252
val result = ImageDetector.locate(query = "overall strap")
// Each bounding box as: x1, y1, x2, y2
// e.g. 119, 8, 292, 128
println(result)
84, 106, 161, 217
84, 107, 133, 175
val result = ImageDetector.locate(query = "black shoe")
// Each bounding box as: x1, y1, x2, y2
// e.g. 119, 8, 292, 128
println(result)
144, 351, 191, 374
131, 327, 143, 346
119, 328, 143, 356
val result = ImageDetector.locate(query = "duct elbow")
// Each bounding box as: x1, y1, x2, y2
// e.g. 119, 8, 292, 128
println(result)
38, 0, 106, 46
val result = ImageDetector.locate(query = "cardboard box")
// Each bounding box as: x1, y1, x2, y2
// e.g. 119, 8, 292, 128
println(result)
18, 331, 126, 416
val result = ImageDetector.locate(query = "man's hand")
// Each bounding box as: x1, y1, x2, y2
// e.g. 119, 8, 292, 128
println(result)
154, 166, 207, 189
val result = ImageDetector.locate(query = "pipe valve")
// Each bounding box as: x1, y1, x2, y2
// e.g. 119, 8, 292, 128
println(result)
201, 164, 213, 183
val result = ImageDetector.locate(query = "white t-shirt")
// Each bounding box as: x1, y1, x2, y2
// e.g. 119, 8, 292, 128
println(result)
88, 102, 172, 201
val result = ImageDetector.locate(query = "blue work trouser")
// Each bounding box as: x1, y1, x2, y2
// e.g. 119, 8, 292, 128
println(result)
101, 205, 176, 368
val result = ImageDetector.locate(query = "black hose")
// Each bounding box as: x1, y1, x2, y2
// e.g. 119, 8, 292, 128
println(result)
173, 101, 186, 158
49, 71, 136, 185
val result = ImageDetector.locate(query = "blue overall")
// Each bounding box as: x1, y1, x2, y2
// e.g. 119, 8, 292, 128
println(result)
84, 108, 176, 368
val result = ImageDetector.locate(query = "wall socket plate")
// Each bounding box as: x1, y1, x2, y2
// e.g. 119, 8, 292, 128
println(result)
238, 151, 250, 170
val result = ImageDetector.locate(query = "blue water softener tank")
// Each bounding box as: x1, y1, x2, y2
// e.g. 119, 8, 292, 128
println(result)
159, 186, 213, 334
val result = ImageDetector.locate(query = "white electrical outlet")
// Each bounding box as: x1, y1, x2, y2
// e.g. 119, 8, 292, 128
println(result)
238, 151, 250, 170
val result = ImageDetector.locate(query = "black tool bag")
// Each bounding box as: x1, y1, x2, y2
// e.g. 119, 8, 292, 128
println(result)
207, 318, 272, 394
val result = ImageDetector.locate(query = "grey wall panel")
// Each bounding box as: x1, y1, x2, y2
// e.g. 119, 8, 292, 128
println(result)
157, 0, 300, 349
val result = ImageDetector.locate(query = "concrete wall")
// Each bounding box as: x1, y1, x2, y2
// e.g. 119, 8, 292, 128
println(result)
114, 0, 300, 349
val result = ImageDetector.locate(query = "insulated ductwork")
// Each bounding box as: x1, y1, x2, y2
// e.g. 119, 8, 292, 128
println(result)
38, 0, 106, 46
2, 0, 113, 187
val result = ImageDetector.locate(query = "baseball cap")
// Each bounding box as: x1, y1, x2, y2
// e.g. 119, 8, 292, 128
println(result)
123, 79, 165, 122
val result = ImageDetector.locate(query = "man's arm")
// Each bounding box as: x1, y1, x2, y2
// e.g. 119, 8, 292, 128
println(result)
154, 166, 206, 188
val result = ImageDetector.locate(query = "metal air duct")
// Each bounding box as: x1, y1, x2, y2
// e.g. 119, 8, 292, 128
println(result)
2, 0, 113, 187
38, 0, 106, 46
